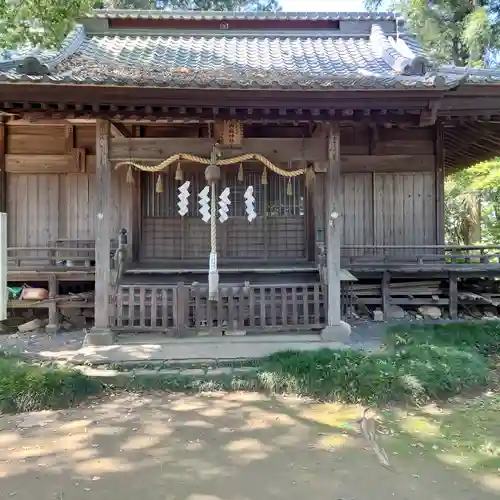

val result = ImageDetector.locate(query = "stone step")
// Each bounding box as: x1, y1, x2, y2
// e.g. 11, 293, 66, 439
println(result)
75, 364, 259, 388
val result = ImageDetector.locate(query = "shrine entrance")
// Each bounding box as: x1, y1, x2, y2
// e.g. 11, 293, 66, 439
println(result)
139, 164, 310, 263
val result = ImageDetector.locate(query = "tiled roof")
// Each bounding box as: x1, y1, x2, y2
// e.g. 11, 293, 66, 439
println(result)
0, 9, 495, 90
89, 10, 400, 21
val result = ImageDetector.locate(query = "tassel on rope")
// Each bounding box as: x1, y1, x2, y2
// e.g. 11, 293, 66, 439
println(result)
286, 178, 293, 196
305, 166, 315, 189
126, 165, 135, 184
155, 173, 164, 193
237, 163, 244, 182
261, 167, 268, 185
175, 161, 183, 182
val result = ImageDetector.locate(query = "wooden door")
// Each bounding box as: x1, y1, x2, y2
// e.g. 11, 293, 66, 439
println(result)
140, 164, 307, 262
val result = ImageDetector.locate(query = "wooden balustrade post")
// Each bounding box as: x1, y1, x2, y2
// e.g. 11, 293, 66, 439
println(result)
321, 124, 351, 342
84, 119, 113, 346
449, 272, 458, 320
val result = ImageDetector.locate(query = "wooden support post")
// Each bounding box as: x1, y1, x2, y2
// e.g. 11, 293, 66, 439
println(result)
382, 271, 391, 320
0, 118, 6, 213
449, 272, 458, 320
435, 121, 445, 245
321, 124, 351, 342
46, 274, 59, 333
175, 282, 188, 332
0, 212, 6, 322
85, 119, 113, 346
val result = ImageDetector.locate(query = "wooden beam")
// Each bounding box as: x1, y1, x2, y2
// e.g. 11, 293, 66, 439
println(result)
89, 119, 113, 343
419, 100, 440, 126
110, 122, 131, 138
109, 137, 328, 162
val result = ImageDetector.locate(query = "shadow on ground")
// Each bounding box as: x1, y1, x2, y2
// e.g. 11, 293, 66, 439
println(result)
0, 392, 498, 500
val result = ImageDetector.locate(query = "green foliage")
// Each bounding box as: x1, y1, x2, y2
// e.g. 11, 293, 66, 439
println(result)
255, 344, 489, 405
0, 0, 95, 49
445, 158, 500, 244
0, 0, 280, 50
385, 320, 500, 356
0, 356, 102, 413
365, 0, 500, 66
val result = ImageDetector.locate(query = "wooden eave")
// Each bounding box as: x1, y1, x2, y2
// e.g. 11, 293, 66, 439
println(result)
439, 84, 500, 120
0, 82, 446, 124
443, 120, 500, 173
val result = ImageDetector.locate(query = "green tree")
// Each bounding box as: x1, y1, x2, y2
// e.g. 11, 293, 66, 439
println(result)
445, 159, 500, 244
0, 0, 279, 50
0, 0, 95, 49
365, 0, 500, 66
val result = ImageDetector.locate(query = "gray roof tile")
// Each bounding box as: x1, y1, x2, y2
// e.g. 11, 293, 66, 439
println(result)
0, 9, 489, 90
90, 10, 400, 21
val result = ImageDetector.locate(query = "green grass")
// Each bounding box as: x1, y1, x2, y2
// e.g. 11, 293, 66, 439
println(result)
1, 320, 499, 413
124, 340, 492, 406
0, 355, 103, 414
385, 320, 500, 356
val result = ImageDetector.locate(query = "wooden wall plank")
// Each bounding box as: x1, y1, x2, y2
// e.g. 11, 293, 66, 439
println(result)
6, 169, 128, 246
7, 125, 67, 155
373, 172, 436, 248
5, 154, 96, 174
6, 174, 59, 246
423, 171, 436, 244
340, 154, 435, 173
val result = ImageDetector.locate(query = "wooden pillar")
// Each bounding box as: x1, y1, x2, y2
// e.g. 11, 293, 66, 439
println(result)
435, 120, 445, 245
0, 118, 6, 213
321, 124, 350, 341
0, 121, 7, 323
85, 119, 113, 345
46, 274, 59, 333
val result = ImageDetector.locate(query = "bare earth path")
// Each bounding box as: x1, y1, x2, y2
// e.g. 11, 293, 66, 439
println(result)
0, 392, 497, 500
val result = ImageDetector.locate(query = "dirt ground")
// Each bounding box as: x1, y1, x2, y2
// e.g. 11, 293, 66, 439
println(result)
0, 392, 498, 500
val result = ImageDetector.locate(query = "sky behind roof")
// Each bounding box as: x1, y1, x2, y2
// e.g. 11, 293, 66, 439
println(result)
279, 0, 371, 11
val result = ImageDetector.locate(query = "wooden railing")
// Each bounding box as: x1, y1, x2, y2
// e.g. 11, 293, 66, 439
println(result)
114, 283, 327, 332
7, 238, 120, 270
340, 245, 500, 268
8, 246, 96, 269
